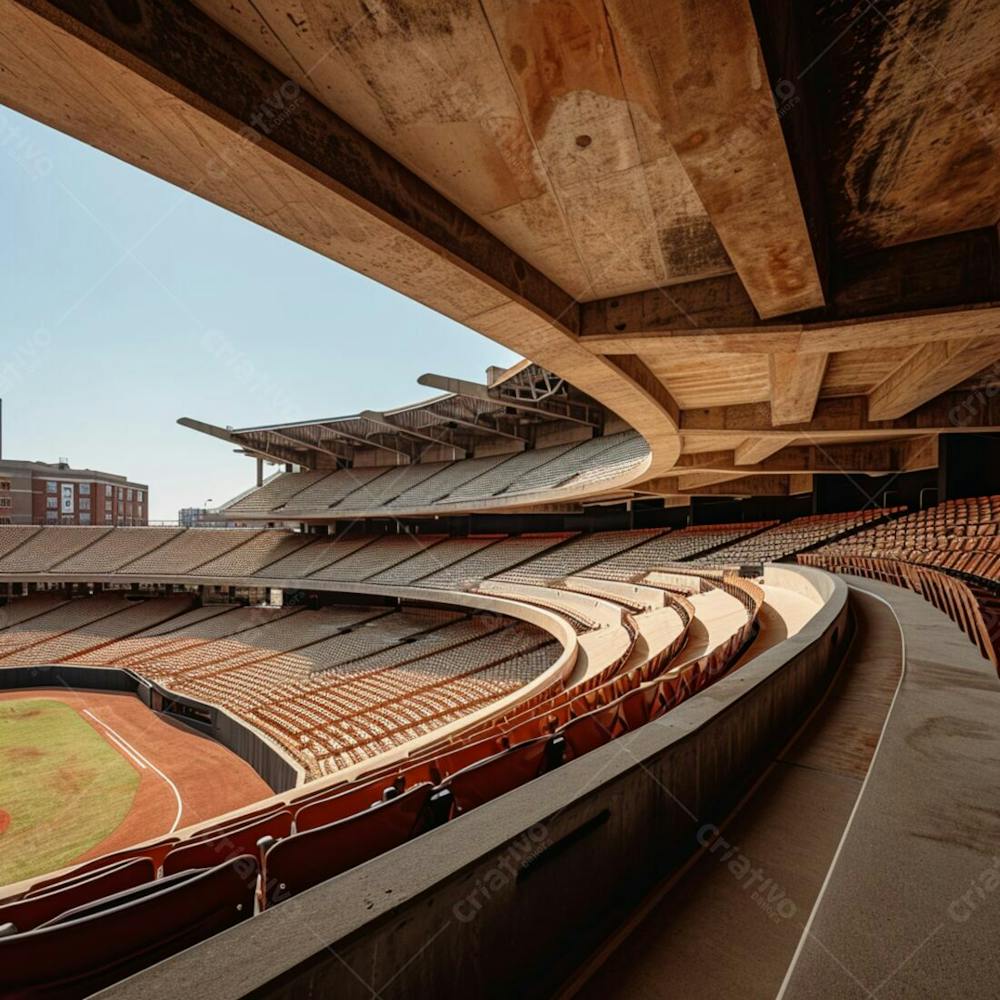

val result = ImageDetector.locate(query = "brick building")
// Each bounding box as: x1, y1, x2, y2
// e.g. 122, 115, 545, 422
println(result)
0, 459, 148, 526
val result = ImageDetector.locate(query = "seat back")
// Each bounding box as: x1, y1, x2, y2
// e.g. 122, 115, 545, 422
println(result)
182, 800, 286, 841
284, 779, 349, 809
0, 857, 258, 999
431, 734, 509, 780
560, 703, 620, 760
293, 778, 395, 833
162, 810, 293, 876
264, 783, 433, 907
23, 838, 179, 897
446, 739, 549, 815
0, 858, 155, 933
615, 686, 649, 733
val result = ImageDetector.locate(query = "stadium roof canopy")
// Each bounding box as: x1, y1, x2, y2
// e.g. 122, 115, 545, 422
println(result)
6, 2, 1000, 499
179, 363, 611, 470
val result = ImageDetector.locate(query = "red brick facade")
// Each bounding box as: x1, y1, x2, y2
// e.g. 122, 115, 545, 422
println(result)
0, 460, 147, 526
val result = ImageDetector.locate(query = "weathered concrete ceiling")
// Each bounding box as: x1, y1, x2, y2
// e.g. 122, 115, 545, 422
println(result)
2, 0, 998, 499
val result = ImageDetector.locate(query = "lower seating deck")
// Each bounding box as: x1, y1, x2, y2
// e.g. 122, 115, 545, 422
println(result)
0, 560, 826, 1000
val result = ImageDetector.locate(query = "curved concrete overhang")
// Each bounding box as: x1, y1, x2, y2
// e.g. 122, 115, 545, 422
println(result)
1, 3, 683, 503
183, 415, 662, 517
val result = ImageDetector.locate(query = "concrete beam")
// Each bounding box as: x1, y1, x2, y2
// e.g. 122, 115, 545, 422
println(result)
606, 0, 825, 317
679, 390, 1000, 439
868, 337, 1000, 421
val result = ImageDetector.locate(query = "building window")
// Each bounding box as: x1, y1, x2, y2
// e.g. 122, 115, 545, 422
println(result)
0, 481, 10, 491
79, 483, 91, 496
47, 481, 57, 494
45, 511, 57, 523
0, 498, 10, 508
80, 498, 91, 512
0, 517, 10, 525
105, 484, 113, 498
137, 490, 144, 503
46, 497, 57, 510
117, 487, 124, 500
127, 488, 133, 501
80, 512, 91, 525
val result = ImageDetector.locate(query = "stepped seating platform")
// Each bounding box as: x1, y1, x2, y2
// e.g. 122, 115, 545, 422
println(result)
50, 528, 185, 573
495, 529, 665, 584
0, 594, 195, 666
251, 534, 376, 579
800, 496, 1000, 667
690, 508, 903, 566
225, 470, 329, 514
386, 454, 511, 507
216, 432, 651, 519
307, 533, 447, 582
581, 522, 778, 579
272, 467, 388, 515
364, 536, 500, 586
188, 531, 315, 577
120, 529, 263, 575
0, 527, 113, 573
416, 533, 575, 589
329, 464, 448, 513
0, 595, 165, 662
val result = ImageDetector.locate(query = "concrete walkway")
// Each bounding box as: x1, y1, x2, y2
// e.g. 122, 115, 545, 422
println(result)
780, 577, 1000, 999
566, 587, 902, 999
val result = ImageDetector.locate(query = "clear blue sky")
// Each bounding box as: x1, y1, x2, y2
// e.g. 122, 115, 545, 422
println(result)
0, 106, 519, 522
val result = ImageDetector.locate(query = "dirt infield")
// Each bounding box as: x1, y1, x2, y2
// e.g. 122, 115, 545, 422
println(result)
0, 688, 272, 876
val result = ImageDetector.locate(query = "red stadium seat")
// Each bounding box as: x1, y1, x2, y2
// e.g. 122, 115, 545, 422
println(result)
294, 778, 399, 834
560, 704, 621, 760
183, 800, 288, 840
0, 858, 155, 933
431, 734, 510, 779
615, 686, 650, 732
21, 838, 179, 897
162, 810, 293, 876
263, 783, 433, 907
0, 857, 258, 998
446, 739, 550, 815
283, 780, 349, 809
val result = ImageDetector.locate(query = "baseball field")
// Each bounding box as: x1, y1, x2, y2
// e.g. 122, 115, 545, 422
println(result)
0, 696, 140, 885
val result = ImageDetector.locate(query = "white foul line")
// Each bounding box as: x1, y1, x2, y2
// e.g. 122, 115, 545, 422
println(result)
83, 708, 184, 834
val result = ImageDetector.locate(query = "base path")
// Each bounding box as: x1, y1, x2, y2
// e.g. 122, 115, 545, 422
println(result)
0, 687, 272, 866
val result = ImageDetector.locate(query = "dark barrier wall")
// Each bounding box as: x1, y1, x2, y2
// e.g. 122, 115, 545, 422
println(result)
0, 664, 140, 695
0, 665, 299, 793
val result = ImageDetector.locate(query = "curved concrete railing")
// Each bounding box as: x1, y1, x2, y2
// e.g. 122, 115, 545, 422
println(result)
90, 566, 848, 1000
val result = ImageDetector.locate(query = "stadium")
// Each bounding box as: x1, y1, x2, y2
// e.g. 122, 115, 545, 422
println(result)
1, 2, 999, 999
